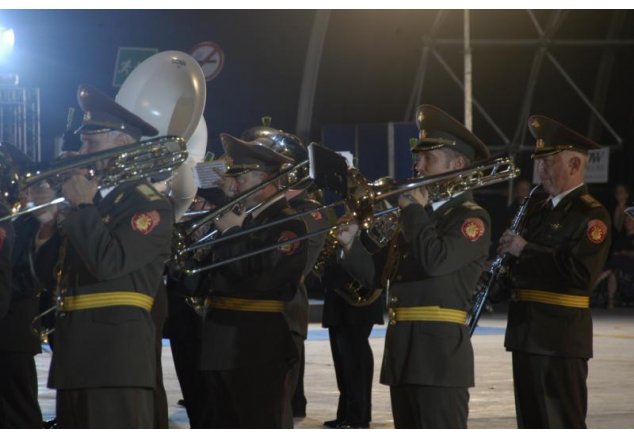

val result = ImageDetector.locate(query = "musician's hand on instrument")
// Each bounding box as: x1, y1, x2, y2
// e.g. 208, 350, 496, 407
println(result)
497, 230, 527, 257
62, 174, 99, 207
213, 209, 247, 233
190, 223, 211, 242
416, 187, 429, 206
398, 187, 428, 208
336, 221, 359, 252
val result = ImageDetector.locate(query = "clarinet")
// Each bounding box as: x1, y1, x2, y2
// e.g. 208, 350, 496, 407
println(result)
467, 184, 541, 335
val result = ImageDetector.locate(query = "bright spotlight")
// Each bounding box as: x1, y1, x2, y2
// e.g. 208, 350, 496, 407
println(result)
0, 27, 15, 61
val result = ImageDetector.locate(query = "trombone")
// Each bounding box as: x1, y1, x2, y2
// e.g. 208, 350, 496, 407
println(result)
180, 156, 521, 275
170, 159, 310, 269
0, 135, 188, 222
184, 159, 309, 236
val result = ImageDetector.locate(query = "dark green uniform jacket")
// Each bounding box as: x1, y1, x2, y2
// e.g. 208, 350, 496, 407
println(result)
48, 181, 173, 389
284, 196, 330, 338
0, 213, 57, 354
505, 185, 611, 359
342, 192, 490, 387
200, 197, 308, 371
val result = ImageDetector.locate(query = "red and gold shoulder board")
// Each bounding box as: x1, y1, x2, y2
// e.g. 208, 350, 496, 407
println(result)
461, 217, 485, 242
586, 219, 608, 244
277, 230, 300, 255
310, 211, 323, 221
131, 210, 161, 235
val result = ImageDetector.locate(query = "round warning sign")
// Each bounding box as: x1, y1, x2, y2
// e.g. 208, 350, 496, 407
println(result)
190, 41, 225, 82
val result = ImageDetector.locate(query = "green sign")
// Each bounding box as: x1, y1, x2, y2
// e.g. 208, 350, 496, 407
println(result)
113, 47, 158, 87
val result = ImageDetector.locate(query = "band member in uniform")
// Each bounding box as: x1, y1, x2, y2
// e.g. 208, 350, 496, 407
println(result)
0, 146, 20, 426
321, 246, 384, 429
240, 121, 330, 425
0, 181, 62, 428
165, 184, 235, 428
498, 115, 611, 428
0, 144, 21, 320
48, 85, 174, 428
198, 134, 308, 428
337, 104, 491, 428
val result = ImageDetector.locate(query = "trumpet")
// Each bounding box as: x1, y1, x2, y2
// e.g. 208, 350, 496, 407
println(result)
0, 135, 188, 222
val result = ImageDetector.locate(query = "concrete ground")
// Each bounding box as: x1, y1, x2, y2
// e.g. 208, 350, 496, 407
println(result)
35, 307, 634, 429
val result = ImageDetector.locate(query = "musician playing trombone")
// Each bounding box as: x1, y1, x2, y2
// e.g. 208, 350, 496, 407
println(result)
48, 85, 174, 428
197, 134, 308, 428
240, 120, 330, 426
336, 105, 491, 428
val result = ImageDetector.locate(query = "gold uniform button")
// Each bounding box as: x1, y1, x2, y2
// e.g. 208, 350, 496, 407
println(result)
390, 296, 398, 304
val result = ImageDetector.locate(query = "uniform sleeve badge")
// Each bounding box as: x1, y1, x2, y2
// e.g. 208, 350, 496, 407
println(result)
131, 210, 161, 235
461, 217, 485, 242
0, 227, 6, 251
586, 219, 608, 244
310, 211, 323, 221
277, 230, 300, 255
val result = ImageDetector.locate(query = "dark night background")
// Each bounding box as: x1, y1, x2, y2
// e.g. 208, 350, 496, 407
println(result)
2, 9, 634, 211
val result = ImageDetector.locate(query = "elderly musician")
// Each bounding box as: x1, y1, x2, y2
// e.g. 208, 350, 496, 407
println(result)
48, 85, 174, 428
198, 134, 308, 428
498, 115, 611, 428
336, 105, 492, 428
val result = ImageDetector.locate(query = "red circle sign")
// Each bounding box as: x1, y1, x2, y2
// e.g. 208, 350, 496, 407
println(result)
190, 41, 225, 82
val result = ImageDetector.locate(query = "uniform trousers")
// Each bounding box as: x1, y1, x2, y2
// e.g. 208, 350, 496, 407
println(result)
201, 362, 290, 428
165, 280, 206, 428
56, 388, 153, 428
168, 311, 205, 428
512, 351, 588, 428
151, 283, 168, 428
282, 332, 305, 427
328, 324, 374, 425
0, 352, 42, 428
291, 344, 307, 416
389, 384, 469, 428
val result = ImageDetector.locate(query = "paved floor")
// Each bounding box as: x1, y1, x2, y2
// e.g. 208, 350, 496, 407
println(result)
35, 308, 634, 429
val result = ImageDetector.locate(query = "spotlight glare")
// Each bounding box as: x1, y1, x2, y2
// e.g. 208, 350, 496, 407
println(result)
0, 26, 15, 60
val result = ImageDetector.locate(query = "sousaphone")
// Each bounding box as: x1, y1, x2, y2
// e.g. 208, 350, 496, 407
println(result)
115, 50, 208, 221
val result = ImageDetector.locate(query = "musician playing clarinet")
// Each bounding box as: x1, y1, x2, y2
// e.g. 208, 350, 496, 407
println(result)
497, 116, 611, 428
337, 105, 491, 428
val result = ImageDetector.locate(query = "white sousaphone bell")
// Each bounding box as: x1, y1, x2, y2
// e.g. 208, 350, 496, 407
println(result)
115, 50, 208, 221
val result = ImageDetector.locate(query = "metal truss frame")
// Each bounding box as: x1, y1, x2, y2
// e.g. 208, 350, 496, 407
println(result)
405, 9, 633, 153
